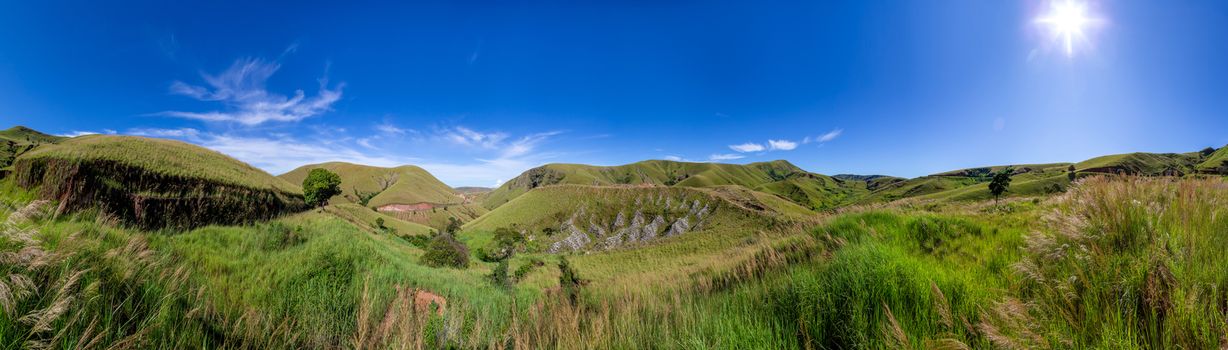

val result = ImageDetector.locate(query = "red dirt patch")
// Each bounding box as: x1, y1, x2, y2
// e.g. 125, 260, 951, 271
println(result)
413, 290, 447, 315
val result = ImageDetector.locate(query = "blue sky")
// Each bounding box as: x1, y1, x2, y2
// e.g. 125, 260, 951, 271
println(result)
2, 1, 1227, 187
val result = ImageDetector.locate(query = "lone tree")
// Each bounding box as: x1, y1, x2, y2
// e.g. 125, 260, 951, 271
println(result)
1067, 164, 1077, 182
989, 167, 1013, 204
303, 168, 342, 207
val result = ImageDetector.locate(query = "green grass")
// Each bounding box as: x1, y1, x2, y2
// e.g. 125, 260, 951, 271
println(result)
0, 126, 65, 145
481, 159, 867, 211
1196, 145, 1228, 173
4, 175, 1228, 348
19, 134, 299, 194
0, 181, 529, 348
380, 202, 487, 232
10, 135, 305, 229
1074, 151, 1202, 176
326, 203, 434, 236
279, 162, 459, 207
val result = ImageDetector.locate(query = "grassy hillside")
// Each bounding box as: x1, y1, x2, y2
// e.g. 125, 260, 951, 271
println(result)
1074, 151, 1201, 176
483, 159, 865, 211
0, 125, 66, 144
0, 181, 520, 349
11, 135, 304, 229
326, 203, 435, 236
279, 162, 458, 207
467, 184, 811, 255
856, 163, 1073, 203
1196, 145, 1228, 174
4, 170, 1226, 348
0, 126, 66, 173
379, 202, 488, 232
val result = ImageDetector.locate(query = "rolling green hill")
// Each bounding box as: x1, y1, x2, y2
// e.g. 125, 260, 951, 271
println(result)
0, 126, 66, 172
855, 163, 1073, 203
1196, 145, 1228, 174
467, 184, 810, 253
279, 162, 460, 207
0, 125, 67, 144
483, 159, 865, 211
11, 134, 305, 228
1074, 151, 1201, 176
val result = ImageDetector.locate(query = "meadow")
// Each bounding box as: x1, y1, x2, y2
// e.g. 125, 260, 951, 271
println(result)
3, 174, 1226, 348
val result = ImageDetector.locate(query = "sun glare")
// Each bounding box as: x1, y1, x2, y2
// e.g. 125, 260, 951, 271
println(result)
1036, 1, 1098, 57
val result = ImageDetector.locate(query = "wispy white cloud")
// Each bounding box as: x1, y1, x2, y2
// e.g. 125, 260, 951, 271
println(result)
376, 123, 411, 135
767, 139, 798, 151
157, 57, 343, 125
708, 153, 745, 161
440, 126, 509, 149
59, 129, 118, 137
817, 129, 843, 142
421, 130, 563, 187
663, 155, 683, 161
127, 127, 201, 138
729, 142, 766, 153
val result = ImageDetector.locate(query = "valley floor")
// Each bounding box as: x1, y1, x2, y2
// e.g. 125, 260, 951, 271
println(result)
1, 176, 1227, 349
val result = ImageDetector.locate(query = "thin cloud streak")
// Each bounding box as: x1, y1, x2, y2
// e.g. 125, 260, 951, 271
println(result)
157, 57, 343, 125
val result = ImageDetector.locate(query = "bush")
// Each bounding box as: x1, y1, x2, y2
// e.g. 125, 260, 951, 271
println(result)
303, 168, 342, 207
401, 234, 431, 249
479, 227, 525, 262
514, 257, 545, 280
490, 260, 511, 289
420, 234, 469, 268
558, 256, 584, 305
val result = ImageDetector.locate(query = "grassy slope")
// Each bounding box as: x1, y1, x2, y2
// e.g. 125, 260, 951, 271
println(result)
857, 163, 1072, 204
468, 184, 811, 233
1074, 151, 1202, 175
0, 126, 66, 171
1196, 145, 1228, 173
21, 135, 299, 194
380, 203, 487, 232
0, 181, 525, 348
4, 175, 1226, 348
482, 159, 865, 211
279, 162, 458, 207
326, 203, 434, 236
0, 126, 66, 144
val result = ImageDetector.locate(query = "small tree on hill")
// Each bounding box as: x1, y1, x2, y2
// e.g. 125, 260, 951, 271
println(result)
444, 217, 463, 235
303, 168, 342, 207
989, 167, 1013, 204
1067, 164, 1077, 182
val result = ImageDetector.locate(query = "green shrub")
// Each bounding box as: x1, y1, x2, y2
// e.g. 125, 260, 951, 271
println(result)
420, 234, 469, 268
490, 260, 511, 289
514, 257, 545, 281
558, 256, 584, 305
303, 168, 342, 207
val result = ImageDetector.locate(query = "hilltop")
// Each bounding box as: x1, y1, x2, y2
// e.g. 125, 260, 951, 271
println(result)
279, 162, 459, 207
482, 159, 866, 211
0, 125, 67, 144
279, 162, 488, 231
0, 126, 65, 172
11, 134, 304, 228
1196, 145, 1228, 173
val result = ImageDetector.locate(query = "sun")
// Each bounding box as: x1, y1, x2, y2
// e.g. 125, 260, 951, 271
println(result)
1035, 1, 1098, 57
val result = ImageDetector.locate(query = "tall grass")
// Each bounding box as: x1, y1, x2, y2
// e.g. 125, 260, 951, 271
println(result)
3, 176, 1226, 349
985, 176, 1228, 348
